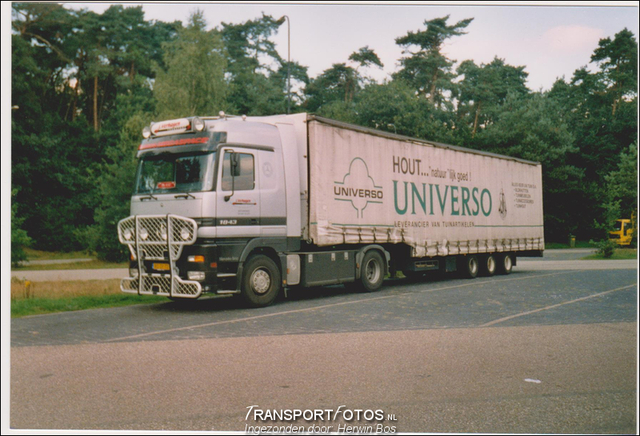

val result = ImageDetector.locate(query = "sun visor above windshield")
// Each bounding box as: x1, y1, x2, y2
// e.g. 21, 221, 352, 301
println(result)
137, 132, 227, 158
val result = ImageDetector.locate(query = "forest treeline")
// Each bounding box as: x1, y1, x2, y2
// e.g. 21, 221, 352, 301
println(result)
11, 4, 638, 262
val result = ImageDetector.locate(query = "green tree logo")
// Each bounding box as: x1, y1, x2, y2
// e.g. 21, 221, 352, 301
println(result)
333, 158, 383, 218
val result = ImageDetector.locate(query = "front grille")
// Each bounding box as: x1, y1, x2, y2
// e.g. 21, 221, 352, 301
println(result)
118, 215, 201, 298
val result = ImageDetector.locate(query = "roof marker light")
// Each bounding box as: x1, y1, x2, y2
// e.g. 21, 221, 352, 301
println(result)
193, 117, 205, 131
142, 126, 151, 139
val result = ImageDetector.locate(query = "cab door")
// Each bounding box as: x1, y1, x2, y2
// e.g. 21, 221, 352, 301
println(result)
216, 147, 260, 237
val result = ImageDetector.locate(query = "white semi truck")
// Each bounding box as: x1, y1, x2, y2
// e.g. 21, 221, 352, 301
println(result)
118, 113, 544, 307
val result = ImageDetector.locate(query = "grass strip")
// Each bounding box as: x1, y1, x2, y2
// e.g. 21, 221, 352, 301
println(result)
11, 278, 166, 317
581, 248, 637, 260
545, 240, 594, 249
13, 260, 127, 271
11, 294, 167, 318
23, 248, 94, 261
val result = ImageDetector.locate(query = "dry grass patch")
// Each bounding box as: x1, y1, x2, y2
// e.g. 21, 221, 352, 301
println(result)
11, 277, 122, 300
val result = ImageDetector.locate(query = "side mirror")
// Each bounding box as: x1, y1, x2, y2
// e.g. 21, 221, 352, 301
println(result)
230, 153, 241, 177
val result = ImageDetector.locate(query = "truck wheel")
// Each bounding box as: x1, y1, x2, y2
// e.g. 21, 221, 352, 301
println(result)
240, 255, 281, 307
480, 254, 497, 277
460, 255, 479, 279
356, 250, 385, 292
497, 253, 513, 275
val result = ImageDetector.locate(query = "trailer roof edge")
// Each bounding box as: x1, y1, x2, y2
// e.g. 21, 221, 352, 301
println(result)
308, 115, 541, 167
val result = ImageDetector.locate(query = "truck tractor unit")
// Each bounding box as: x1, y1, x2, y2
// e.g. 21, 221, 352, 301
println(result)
118, 113, 544, 307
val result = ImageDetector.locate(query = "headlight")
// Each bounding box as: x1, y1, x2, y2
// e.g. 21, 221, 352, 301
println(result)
159, 224, 167, 241
129, 268, 139, 278
123, 228, 133, 241
139, 227, 149, 240
180, 228, 191, 240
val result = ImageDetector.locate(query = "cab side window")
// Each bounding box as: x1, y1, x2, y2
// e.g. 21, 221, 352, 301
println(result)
221, 152, 255, 191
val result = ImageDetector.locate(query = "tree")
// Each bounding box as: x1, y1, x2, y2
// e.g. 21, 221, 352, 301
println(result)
474, 93, 585, 241
457, 57, 529, 138
154, 11, 227, 118
11, 4, 174, 251
602, 142, 638, 236
304, 47, 383, 112
221, 13, 289, 115
394, 15, 473, 107
83, 110, 152, 261
11, 189, 32, 266
591, 28, 638, 117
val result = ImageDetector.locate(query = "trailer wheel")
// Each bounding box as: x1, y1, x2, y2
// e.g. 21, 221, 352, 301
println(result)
356, 250, 385, 292
240, 255, 281, 307
497, 253, 513, 275
480, 254, 497, 277
460, 255, 479, 279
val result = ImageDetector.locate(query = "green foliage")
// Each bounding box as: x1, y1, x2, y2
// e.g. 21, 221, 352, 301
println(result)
473, 92, 585, 241
11, 189, 32, 266
221, 13, 299, 115
10, 4, 638, 254
154, 11, 227, 118
593, 239, 618, 259
11, 294, 167, 318
456, 57, 529, 137
603, 142, 638, 220
82, 110, 152, 261
395, 15, 473, 106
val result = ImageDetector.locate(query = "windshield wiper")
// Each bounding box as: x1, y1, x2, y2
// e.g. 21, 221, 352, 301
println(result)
174, 192, 196, 200
139, 194, 158, 201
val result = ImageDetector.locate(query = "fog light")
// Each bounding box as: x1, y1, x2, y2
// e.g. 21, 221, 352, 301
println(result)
180, 228, 191, 240
187, 271, 205, 281
123, 228, 133, 240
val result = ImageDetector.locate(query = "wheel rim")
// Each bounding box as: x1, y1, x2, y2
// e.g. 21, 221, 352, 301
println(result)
469, 257, 478, 275
251, 268, 271, 294
365, 258, 381, 284
487, 256, 496, 273
504, 255, 512, 271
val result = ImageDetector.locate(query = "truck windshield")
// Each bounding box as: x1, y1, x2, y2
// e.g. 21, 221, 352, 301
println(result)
134, 152, 216, 194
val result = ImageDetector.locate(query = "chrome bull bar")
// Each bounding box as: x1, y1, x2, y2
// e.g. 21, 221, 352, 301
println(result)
117, 214, 202, 298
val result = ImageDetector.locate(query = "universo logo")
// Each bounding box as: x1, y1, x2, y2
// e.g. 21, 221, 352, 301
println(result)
333, 158, 383, 218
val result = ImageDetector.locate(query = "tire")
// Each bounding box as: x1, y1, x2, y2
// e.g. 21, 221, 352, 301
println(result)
240, 255, 281, 307
355, 250, 385, 292
497, 253, 513, 275
480, 254, 497, 277
460, 255, 479, 279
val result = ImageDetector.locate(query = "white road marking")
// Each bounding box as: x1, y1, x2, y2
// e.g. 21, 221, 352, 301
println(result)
480, 284, 636, 327
105, 271, 576, 343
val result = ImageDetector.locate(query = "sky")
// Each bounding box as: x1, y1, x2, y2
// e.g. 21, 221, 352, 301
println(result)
62, 2, 640, 92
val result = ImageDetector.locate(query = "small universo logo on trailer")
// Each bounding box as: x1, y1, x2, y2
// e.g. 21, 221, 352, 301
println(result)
498, 188, 507, 219
333, 158, 383, 218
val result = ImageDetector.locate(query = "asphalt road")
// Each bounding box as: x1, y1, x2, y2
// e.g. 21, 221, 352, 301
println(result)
10, 255, 638, 433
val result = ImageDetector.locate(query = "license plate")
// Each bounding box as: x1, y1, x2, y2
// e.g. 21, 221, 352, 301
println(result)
153, 263, 170, 271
